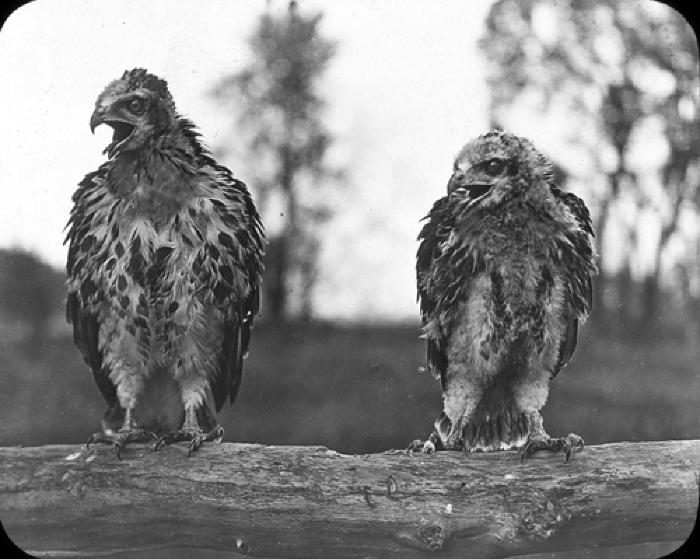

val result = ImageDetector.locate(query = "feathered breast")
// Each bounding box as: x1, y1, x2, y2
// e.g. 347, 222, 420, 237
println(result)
418, 190, 595, 335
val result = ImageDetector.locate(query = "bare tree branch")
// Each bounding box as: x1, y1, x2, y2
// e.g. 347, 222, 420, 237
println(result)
2, 441, 698, 558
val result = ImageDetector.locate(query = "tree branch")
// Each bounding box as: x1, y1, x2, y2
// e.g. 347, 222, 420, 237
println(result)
1, 440, 698, 558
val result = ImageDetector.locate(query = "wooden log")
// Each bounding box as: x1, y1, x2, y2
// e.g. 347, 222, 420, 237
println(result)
1, 440, 698, 558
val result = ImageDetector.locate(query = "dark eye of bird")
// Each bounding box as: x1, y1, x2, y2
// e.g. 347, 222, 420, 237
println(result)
128, 98, 145, 114
483, 159, 505, 176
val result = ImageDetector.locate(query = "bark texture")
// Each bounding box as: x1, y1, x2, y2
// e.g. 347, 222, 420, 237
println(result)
1, 440, 698, 558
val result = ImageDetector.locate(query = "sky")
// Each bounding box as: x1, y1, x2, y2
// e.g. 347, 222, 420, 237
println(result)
0, 0, 493, 321
2, 0, 691, 321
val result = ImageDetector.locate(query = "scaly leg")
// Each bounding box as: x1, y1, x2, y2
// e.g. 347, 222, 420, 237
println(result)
153, 404, 224, 456
519, 410, 584, 463
86, 407, 157, 460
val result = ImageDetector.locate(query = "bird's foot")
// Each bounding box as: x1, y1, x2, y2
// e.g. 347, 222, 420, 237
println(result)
520, 432, 584, 463
153, 425, 224, 456
407, 439, 436, 454
406, 432, 443, 455
86, 429, 157, 460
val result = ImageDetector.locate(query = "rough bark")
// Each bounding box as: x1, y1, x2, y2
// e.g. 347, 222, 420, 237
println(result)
1, 440, 698, 558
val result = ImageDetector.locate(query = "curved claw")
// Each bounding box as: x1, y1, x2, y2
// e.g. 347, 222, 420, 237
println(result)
86, 432, 109, 451
153, 425, 225, 456
520, 444, 532, 464
187, 425, 225, 456
153, 437, 165, 452
563, 433, 585, 463
85, 429, 157, 460
406, 433, 439, 455
153, 431, 182, 452
406, 439, 429, 455
520, 432, 585, 464
406, 439, 435, 454
188, 435, 204, 457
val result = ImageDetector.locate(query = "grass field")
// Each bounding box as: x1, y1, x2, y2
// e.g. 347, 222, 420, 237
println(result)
1, 321, 698, 453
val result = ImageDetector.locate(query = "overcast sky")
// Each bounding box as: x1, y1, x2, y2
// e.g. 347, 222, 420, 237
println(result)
0, 0, 496, 321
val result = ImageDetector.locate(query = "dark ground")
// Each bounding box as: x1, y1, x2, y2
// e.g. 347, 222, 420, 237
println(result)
1, 321, 698, 452
1, 321, 697, 559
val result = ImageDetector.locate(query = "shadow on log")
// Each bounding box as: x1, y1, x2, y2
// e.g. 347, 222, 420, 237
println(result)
1, 440, 698, 558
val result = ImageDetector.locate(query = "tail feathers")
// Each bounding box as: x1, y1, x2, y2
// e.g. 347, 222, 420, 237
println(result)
462, 408, 529, 451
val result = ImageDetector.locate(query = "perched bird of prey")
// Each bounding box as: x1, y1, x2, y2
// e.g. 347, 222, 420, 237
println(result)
408, 131, 596, 462
65, 69, 265, 458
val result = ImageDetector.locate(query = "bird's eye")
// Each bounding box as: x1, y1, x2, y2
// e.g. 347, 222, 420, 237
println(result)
483, 159, 505, 176
128, 98, 145, 114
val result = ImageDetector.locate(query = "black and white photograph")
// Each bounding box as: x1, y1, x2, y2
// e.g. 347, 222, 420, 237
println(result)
0, 0, 698, 557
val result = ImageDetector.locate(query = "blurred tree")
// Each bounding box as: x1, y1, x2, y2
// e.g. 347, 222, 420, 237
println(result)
480, 0, 699, 332
0, 248, 64, 346
212, 0, 339, 321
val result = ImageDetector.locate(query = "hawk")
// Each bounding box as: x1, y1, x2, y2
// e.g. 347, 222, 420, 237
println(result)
65, 69, 265, 458
408, 131, 597, 462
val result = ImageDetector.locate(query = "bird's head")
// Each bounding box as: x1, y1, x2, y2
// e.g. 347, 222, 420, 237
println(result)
447, 130, 554, 205
90, 68, 177, 158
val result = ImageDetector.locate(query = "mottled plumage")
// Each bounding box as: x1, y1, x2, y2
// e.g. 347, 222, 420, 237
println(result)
65, 69, 264, 457
410, 131, 596, 461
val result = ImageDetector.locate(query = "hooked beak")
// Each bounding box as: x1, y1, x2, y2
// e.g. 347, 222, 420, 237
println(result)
447, 171, 493, 198
89, 104, 136, 158
90, 107, 105, 133
447, 171, 464, 195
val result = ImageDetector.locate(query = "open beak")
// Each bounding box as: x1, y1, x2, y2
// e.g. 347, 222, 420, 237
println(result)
447, 171, 492, 198
89, 106, 136, 158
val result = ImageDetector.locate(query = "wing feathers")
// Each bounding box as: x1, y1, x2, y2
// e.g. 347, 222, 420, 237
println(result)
66, 292, 116, 406
552, 314, 579, 378
205, 172, 264, 410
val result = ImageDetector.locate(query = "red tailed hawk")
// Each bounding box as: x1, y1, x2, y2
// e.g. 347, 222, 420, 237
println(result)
409, 131, 596, 462
66, 69, 265, 458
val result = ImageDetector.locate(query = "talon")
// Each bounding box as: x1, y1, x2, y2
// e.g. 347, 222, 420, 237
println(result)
520, 439, 538, 463
407, 429, 444, 455
188, 436, 202, 457
85, 428, 157, 459
210, 425, 225, 444
564, 433, 584, 463
407, 439, 428, 454
86, 433, 101, 451
520, 432, 584, 463
406, 438, 437, 455
569, 433, 584, 449
153, 425, 224, 455
407, 439, 423, 454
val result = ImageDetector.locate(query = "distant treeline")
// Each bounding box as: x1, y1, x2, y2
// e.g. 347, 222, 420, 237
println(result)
0, 247, 698, 347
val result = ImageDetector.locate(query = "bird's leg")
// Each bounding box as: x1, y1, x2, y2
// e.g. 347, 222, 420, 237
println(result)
153, 404, 224, 456
86, 354, 156, 459
519, 410, 584, 463
86, 406, 157, 460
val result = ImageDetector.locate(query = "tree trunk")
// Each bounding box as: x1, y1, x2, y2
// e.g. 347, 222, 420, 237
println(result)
640, 273, 661, 332
591, 189, 612, 331
265, 236, 288, 321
